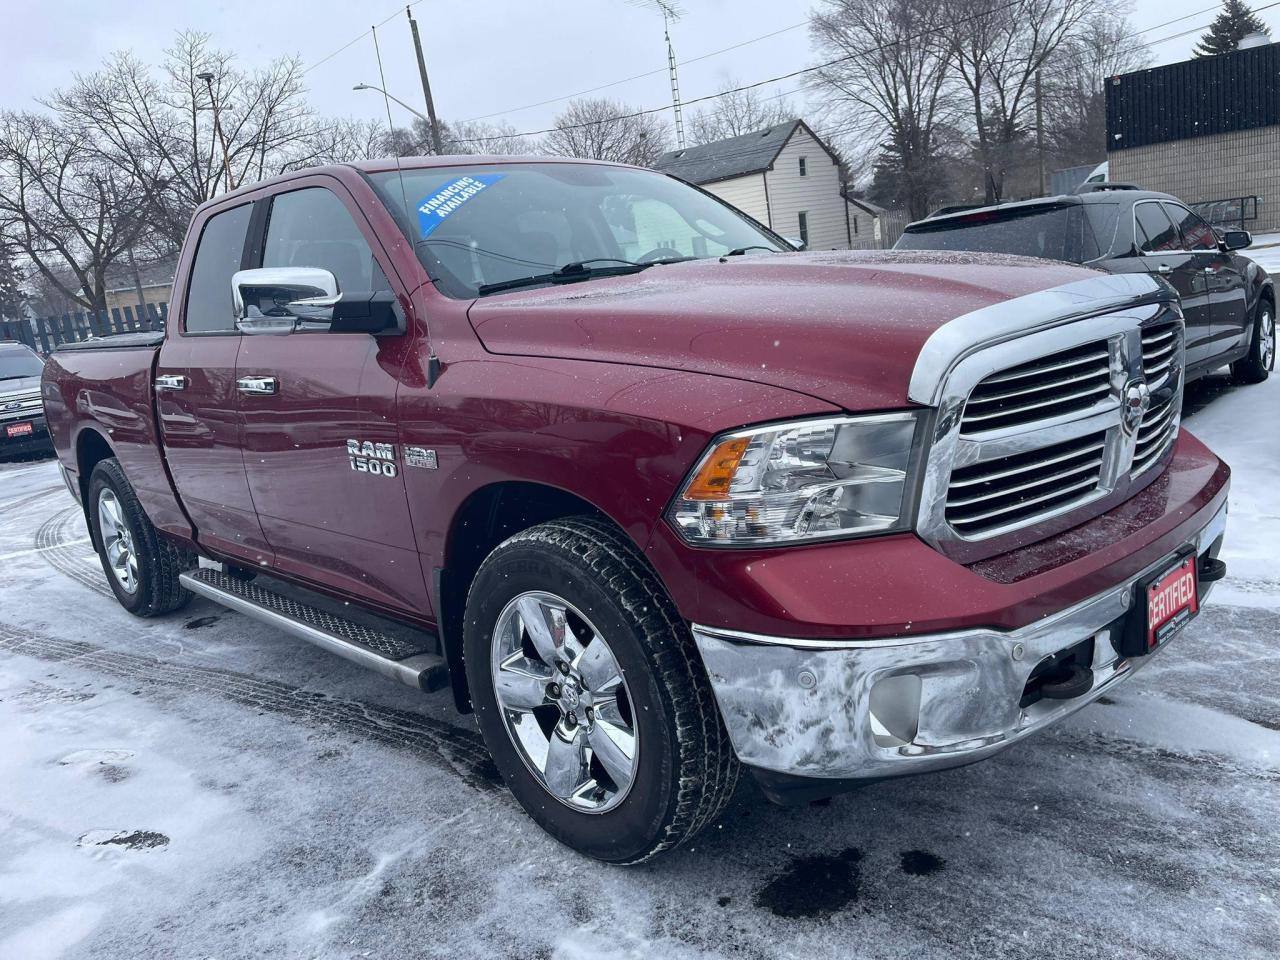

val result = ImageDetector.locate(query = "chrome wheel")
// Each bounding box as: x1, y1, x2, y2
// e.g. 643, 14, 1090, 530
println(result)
1262, 309, 1275, 370
490, 591, 638, 813
97, 488, 138, 595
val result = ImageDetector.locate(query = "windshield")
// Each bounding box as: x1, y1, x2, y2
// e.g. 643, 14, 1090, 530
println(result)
370, 162, 785, 298
0, 350, 43, 381
896, 204, 1106, 263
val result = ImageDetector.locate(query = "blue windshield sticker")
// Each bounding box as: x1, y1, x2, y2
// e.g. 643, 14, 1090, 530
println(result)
416, 174, 505, 238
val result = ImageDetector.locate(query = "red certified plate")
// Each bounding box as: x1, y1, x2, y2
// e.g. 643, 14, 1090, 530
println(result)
5, 421, 33, 438
1146, 554, 1199, 650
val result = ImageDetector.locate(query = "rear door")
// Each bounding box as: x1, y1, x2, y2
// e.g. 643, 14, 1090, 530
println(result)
1134, 200, 1215, 368
156, 201, 273, 563
1164, 201, 1249, 364
234, 179, 427, 616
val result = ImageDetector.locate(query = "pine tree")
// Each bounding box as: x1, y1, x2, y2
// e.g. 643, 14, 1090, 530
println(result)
1195, 0, 1270, 56
0, 241, 25, 322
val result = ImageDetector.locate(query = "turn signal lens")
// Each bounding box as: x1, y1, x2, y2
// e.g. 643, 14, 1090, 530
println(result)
683, 436, 751, 500
668, 412, 924, 546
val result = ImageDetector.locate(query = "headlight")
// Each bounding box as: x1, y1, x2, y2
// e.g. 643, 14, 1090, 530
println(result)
667, 412, 925, 546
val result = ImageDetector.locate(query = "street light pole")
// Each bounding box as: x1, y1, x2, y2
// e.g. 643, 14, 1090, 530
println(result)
406, 6, 445, 155
353, 83, 430, 124
197, 72, 234, 193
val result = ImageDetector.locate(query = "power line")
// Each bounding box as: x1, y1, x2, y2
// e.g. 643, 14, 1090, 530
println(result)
458, 19, 809, 124
464, 0, 1279, 145
303, 0, 428, 76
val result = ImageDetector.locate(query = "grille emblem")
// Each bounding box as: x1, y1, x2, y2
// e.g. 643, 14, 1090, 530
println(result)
3, 401, 21, 411
1122, 379, 1151, 435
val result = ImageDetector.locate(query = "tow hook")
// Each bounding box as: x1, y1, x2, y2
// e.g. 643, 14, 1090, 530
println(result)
1198, 555, 1227, 584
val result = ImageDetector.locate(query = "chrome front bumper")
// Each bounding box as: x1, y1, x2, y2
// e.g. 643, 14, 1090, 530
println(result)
692, 501, 1227, 785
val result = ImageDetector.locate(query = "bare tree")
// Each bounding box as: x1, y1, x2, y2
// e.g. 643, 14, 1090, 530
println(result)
810, 0, 957, 220
1044, 6, 1150, 168
686, 81, 796, 144
944, 0, 1091, 201
544, 98, 671, 166
49, 32, 317, 249
382, 116, 536, 157
0, 112, 157, 313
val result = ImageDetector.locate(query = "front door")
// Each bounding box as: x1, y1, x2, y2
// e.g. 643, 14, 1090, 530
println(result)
156, 201, 272, 564
235, 181, 427, 616
1134, 200, 1215, 368
1164, 202, 1249, 363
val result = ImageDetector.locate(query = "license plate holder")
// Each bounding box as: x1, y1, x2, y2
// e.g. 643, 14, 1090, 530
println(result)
5, 421, 33, 438
1117, 548, 1199, 658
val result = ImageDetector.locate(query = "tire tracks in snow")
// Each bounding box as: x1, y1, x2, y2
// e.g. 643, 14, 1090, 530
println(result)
33, 504, 112, 598
0, 621, 502, 793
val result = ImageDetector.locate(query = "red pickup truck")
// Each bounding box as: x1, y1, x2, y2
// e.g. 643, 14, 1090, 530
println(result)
42, 157, 1230, 863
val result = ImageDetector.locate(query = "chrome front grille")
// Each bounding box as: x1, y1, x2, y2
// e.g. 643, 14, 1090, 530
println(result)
945, 431, 1108, 536
1132, 394, 1178, 476
916, 293, 1187, 562
0, 394, 43, 421
1141, 320, 1179, 383
960, 340, 1111, 435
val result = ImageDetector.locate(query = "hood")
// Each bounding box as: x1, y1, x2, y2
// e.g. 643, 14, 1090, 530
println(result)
467, 250, 1098, 411
0, 375, 41, 400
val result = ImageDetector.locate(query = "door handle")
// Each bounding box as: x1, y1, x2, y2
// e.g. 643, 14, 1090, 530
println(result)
236, 376, 278, 395
1157, 263, 1172, 274
154, 374, 188, 391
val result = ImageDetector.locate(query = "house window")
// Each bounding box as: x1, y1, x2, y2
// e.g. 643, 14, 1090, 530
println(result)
798, 211, 809, 247
798, 157, 807, 177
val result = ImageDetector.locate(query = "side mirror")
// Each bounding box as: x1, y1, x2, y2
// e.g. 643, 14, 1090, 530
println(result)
784, 236, 807, 251
232, 267, 404, 335
233, 267, 339, 334
1221, 229, 1252, 251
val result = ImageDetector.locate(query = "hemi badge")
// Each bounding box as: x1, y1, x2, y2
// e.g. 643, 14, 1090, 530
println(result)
405, 446, 438, 469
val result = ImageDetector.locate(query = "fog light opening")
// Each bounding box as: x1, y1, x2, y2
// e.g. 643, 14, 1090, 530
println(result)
869, 674, 922, 748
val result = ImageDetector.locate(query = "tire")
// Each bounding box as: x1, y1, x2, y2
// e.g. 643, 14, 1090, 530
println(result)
87, 458, 195, 617
463, 517, 739, 863
1231, 300, 1275, 384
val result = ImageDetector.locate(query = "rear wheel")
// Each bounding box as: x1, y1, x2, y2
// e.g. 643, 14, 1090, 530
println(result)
1231, 301, 1274, 384
463, 517, 739, 863
88, 458, 195, 617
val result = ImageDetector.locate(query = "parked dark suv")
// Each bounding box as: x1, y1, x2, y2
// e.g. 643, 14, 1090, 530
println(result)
896, 185, 1275, 384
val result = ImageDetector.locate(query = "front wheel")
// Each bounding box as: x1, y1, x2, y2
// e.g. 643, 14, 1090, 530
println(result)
1231, 301, 1275, 384
463, 517, 738, 863
88, 458, 195, 616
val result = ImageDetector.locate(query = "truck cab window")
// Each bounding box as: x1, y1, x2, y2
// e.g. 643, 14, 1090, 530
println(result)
263, 187, 391, 294
184, 203, 252, 333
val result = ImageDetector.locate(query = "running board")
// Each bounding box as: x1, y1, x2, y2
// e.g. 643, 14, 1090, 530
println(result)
178, 569, 448, 693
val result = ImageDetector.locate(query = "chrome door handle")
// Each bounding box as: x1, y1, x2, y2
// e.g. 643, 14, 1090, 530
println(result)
236, 376, 278, 395
154, 374, 188, 391
1157, 264, 1172, 274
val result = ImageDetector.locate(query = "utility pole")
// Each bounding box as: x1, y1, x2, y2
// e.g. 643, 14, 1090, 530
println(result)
406, 6, 445, 155
1034, 70, 1046, 197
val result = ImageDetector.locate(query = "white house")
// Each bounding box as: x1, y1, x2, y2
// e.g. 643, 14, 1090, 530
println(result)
654, 119, 857, 250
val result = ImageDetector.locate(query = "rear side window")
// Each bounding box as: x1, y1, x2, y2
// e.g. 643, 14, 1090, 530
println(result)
184, 204, 252, 333
1135, 202, 1179, 253
1164, 203, 1217, 251
263, 187, 390, 294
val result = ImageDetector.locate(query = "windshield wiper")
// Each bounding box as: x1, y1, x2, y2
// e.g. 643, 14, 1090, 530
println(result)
477, 258, 655, 296
725, 245, 780, 257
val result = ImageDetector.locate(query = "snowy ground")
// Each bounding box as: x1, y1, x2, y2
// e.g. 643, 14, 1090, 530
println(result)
2, 349, 1278, 958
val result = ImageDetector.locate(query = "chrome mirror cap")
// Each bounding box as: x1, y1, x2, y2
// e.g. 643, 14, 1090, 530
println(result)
233, 267, 340, 334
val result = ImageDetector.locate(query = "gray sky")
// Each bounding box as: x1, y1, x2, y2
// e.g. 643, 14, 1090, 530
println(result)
1, 0, 1275, 138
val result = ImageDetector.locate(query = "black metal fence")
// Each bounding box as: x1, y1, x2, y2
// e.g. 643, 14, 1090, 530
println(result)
0, 302, 168, 355
1189, 196, 1261, 231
